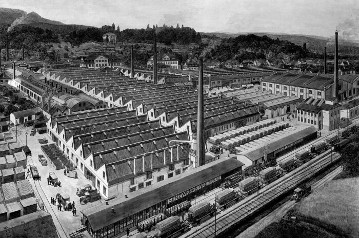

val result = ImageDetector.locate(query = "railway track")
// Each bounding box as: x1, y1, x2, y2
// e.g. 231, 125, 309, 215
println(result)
182, 149, 340, 238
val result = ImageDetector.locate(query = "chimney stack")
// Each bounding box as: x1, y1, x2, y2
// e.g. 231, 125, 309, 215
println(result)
196, 58, 205, 167
153, 35, 158, 84
130, 45, 135, 78
13, 62, 16, 79
324, 46, 327, 74
332, 31, 339, 99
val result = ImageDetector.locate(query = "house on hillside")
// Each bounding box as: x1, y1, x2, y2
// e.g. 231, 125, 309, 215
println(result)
81, 54, 121, 69
147, 53, 180, 69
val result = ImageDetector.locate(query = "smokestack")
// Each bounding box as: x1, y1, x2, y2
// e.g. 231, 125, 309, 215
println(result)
130, 45, 135, 78
13, 62, 16, 79
324, 47, 327, 74
153, 35, 158, 84
196, 58, 205, 167
332, 31, 339, 99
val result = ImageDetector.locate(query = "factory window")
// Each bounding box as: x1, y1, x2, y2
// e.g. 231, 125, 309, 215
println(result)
262, 83, 266, 86
138, 183, 144, 189
309, 90, 313, 94
311, 120, 313, 124
169, 164, 175, 171
276, 85, 279, 89
103, 171, 105, 179
175, 169, 181, 175
283, 86, 287, 90
269, 84, 273, 87
130, 178, 135, 185
130, 186, 136, 192
318, 92, 322, 96
90, 160, 93, 167
300, 89, 304, 93
103, 186, 107, 196
146, 171, 152, 180
157, 175, 164, 182
168, 172, 173, 178
314, 120, 317, 125
97, 180, 100, 188
145, 181, 152, 186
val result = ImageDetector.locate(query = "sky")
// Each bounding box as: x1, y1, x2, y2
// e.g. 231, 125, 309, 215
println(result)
2, 0, 359, 38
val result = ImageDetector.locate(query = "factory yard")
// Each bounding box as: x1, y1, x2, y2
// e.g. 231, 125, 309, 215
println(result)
9, 125, 100, 236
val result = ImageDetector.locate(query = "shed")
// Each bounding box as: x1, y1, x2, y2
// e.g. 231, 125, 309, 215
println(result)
17, 180, 34, 200
8, 142, 23, 154
0, 157, 6, 170
14, 151, 27, 168
2, 182, 19, 203
20, 197, 37, 215
0, 204, 6, 223
5, 154, 16, 168
2, 168, 15, 183
14, 166, 25, 181
6, 202, 22, 220
0, 144, 8, 157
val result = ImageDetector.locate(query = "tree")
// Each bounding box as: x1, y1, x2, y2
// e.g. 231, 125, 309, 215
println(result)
112, 23, 115, 32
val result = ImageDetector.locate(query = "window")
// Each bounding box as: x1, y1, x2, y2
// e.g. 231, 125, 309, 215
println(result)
262, 83, 266, 86
130, 178, 135, 185
168, 172, 173, 178
318, 91, 322, 96
300, 89, 304, 93
146, 171, 152, 180
276, 85, 279, 89
90, 160, 93, 167
283, 86, 287, 90
103, 186, 107, 196
130, 186, 136, 192
157, 175, 164, 182
81, 163, 84, 170
269, 84, 273, 87
97, 180, 100, 188
103, 171, 105, 179
308, 90, 313, 94
175, 169, 181, 175
138, 183, 144, 189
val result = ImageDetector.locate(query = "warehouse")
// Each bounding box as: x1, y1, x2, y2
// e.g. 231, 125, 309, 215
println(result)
81, 157, 243, 238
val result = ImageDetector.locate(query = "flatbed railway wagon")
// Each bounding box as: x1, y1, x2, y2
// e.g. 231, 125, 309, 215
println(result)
310, 141, 328, 155
148, 216, 190, 238
259, 167, 279, 185
334, 137, 352, 152
278, 158, 301, 173
238, 176, 260, 196
187, 202, 216, 225
215, 188, 240, 210
295, 150, 313, 163
137, 213, 166, 232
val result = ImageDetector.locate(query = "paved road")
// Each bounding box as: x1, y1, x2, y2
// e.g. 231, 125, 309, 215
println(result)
237, 166, 343, 238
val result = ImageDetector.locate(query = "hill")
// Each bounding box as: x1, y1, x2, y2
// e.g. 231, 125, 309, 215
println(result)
202, 32, 359, 56
0, 8, 26, 26
201, 34, 308, 64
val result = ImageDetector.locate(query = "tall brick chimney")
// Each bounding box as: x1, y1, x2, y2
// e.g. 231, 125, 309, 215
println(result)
324, 46, 327, 74
153, 35, 158, 84
13, 62, 16, 79
196, 58, 205, 166
130, 45, 135, 78
332, 31, 339, 99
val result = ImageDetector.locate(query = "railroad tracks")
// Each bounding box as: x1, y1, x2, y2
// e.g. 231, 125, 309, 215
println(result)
182, 149, 341, 238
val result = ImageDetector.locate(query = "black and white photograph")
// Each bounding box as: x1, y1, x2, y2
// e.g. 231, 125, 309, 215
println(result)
0, 0, 358, 237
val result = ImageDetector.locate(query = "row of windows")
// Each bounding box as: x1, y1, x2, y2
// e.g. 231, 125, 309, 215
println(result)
263, 83, 322, 96
297, 116, 317, 125
96, 59, 108, 63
